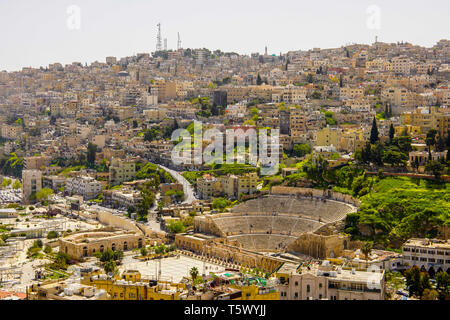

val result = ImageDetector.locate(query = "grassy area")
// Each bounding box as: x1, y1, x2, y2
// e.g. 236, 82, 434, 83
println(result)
182, 164, 257, 185
345, 176, 450, 247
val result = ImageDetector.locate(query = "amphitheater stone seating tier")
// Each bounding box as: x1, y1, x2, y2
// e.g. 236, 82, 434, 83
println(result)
208, 195, 356, 253
230, 195, 355, 223
228, 234, 299, 252
212, 215, 323, 237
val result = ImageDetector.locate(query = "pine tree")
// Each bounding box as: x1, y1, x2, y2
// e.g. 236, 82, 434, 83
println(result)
370, 117, 379, 144
436, 135, 445, 152
256, 74, 262, 85
389, 123, 395, 142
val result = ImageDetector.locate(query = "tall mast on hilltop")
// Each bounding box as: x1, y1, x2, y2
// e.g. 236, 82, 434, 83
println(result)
156, 23, 162, 52
177, 32, 182, 50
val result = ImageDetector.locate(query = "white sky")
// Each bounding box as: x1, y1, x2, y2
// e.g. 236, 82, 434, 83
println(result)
1, 0, 449, 71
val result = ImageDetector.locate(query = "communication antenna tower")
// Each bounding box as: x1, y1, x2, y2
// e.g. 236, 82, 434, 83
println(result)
156, 23, 162, 51
177, 32, 182, 50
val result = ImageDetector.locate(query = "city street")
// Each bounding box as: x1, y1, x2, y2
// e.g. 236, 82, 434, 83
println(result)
157, 164, 196, 204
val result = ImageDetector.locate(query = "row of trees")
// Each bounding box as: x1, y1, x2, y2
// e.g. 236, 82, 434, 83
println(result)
405, 267, 449, 300
356, 118, 450, 178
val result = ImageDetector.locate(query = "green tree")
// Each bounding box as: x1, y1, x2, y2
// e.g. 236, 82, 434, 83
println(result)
140, 247, 148, 257
87, 142, 97, 167
212, 197, 231, 212
292, 143, 311, 157
382, 150, 407, 167
256, 74, 262, 85
435, 135, 446, 152
425, 129, 437, 153
43, 245, 52, 254
389, 123, 395, 142
167, 220, 185, 233
47, 231, 59, 239
435, 271, 449, 300
361, 242, 372, 268
190, 266, 199, 283
104, 260, 117, 275
12, 180, 22, 190
370, 117, 379, 144
1, 178, 11, 187
421, 288, 439, 300
36, 188, 54, 202
311, 91, 322, 99
425, 160, 444, 179
405, 266, 431, 297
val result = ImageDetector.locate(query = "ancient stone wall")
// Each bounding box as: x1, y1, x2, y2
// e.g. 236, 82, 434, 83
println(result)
270, 186, 360, 207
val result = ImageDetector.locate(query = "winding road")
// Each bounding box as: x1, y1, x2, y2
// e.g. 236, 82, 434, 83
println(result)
156, 164, 196, 204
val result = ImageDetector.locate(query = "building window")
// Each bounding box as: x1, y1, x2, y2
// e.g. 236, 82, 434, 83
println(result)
307, 285, 310, 293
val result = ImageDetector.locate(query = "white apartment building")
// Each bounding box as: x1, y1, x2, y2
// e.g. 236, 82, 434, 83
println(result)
65, 176, 102, 200
401, 238, 450, 273
277, 261, 385, 300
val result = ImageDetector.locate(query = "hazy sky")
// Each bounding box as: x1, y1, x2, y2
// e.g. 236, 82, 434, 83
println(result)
1, 0, 449, 71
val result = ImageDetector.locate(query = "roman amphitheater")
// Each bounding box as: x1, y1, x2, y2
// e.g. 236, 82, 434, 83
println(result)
194, 187, 359, 255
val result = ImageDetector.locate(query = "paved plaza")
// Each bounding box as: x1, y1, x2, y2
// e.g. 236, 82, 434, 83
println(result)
118, 254, 226, 283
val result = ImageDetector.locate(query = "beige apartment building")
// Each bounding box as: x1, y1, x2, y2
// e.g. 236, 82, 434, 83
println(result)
339, 87, 364, 100
197, 174, 221, 200
276, 261, 385, 300
23, 156, 51, 170
22, 169, 42, 204
150, 80, 177, 102
316, 127, 341, 148
109, 158, 136, 186
401, 107, 450, 136
143, 108, 167, 123
197, 172, 258, 200
382, 87, 412, 107
388, 56, 411, 74
1, 124, 23, 140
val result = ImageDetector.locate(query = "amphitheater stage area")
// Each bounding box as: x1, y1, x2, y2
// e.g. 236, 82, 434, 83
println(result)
199, 195, 357, 252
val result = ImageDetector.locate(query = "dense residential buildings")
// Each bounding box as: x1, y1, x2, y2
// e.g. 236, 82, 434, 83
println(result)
0, 37, 449, 303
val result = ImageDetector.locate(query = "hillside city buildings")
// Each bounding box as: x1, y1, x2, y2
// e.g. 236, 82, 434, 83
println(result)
0, 39, 449, 301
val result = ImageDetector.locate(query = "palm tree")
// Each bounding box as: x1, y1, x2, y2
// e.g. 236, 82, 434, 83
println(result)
190, 267, 199, 284
361, 242, 373, 269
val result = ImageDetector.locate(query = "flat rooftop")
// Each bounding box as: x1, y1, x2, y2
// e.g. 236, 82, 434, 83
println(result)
403, 238, 449, 249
